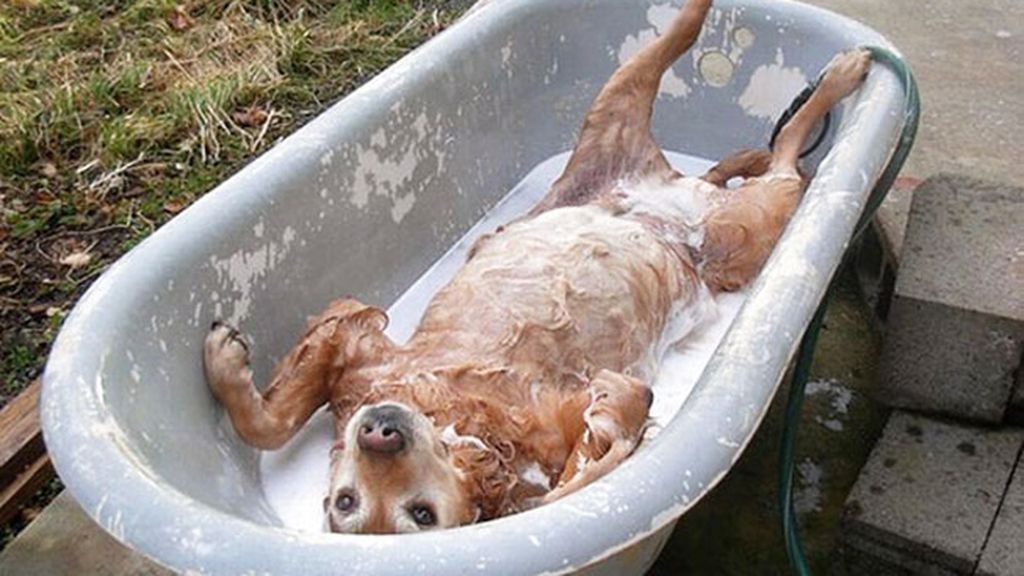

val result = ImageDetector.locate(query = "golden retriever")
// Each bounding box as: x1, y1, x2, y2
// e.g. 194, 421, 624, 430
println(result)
204, 0, 870, 534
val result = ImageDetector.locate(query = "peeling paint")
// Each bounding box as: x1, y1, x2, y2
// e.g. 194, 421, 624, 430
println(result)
347, 109, 450, 223
209, 226, 298, 325
616, 4, 691, 98
737, 48, 807, 119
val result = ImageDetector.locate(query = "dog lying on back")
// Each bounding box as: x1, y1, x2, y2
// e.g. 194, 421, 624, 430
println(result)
204, 0, 870, 533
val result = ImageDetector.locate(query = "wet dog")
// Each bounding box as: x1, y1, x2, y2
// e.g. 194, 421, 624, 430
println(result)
204, 0, 870, 533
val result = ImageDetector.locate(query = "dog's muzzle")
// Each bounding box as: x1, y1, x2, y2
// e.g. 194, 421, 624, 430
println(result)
356, 404, 412, 454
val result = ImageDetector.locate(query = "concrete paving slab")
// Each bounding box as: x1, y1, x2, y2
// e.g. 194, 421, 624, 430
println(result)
879, 174, 1024, 423
893, 175, 1023, 321
806, 0, 1024, 187
839, 411, 1024, 575
882, 300, 1024, 423
976, 451, 1024, 576
0, 492, 169, 576
1011, 371, 1024, 424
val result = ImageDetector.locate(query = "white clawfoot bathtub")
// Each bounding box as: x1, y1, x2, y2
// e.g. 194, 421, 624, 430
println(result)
42, 0, 907, 573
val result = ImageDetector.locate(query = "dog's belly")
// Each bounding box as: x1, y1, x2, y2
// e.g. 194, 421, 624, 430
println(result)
412, 194, 712, 383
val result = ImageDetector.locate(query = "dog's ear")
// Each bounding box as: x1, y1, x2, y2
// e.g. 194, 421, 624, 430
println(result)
297, 298, 394, 373
313, 298, 388, 332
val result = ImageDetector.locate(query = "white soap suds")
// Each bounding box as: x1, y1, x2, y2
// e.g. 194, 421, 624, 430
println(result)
261, 151, 748, 532
519, 461, 552, 490
440, 423, 488, 451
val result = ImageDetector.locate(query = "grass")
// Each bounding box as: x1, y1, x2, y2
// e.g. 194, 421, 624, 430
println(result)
0, 0, 462, 548
0, 0, 461, 406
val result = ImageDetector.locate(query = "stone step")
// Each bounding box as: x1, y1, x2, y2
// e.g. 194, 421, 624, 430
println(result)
835, 411, 1024, 575
0, 491, 169, 576
977, 453, 1024, 576
853, 176, 918, 321
877, 174, 1024, 424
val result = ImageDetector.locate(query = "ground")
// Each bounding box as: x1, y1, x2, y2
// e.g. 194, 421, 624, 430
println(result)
0, 0, 462, 549
652, 269, 891, 574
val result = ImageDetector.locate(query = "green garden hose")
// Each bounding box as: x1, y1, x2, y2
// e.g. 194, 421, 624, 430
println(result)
778, 46, 920, 576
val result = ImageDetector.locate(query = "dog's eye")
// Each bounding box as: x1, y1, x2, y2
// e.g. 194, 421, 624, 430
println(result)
335, 492, 357, 513
410, 505, 436, 527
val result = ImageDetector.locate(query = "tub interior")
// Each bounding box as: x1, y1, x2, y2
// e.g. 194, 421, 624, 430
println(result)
47, 0, 880, 538
260, 150, 750, 531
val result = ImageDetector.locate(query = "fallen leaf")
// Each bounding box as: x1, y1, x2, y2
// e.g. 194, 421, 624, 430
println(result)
163, 199, 185, 214
233, 106, 269, 128
21, 507, 41, 523
40, 163, 57, 178
60, 251, 92, 269
167, 5, 194, 31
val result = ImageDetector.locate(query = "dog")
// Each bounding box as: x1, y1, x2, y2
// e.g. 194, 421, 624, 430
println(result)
204, 0, 870, 534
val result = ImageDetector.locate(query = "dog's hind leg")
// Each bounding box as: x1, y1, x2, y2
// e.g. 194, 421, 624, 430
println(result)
699, 49, 872, 292
531, 0, 713, 214
543, 369, 652, 502
204, 299, 391, 450
700, 149, 772, 187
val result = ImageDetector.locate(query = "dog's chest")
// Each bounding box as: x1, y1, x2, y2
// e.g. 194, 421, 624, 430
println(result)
615, 175, 718, 249
419, 203, 704, 379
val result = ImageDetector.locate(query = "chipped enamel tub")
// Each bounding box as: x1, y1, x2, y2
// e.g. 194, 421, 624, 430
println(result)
41, 0, 910, 573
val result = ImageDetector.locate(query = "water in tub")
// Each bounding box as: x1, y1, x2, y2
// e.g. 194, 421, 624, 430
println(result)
260, 151, 749, 531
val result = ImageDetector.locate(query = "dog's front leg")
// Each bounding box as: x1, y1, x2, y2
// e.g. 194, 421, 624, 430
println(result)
204, 299, 391, 450
544, 369, 652, 502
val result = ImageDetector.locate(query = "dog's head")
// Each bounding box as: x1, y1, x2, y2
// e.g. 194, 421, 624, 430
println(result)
325, 400, 482, 533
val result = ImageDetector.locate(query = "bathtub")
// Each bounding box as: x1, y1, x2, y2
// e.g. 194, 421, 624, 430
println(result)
41, 0, 909, 573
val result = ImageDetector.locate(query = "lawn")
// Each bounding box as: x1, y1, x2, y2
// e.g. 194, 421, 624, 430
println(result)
0, 0, 462, 546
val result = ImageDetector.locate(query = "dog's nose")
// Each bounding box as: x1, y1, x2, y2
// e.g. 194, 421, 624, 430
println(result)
357, 405, 409, 454
358, 421, 405, 453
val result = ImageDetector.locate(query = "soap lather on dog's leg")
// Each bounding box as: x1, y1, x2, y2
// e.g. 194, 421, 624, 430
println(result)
203, 299, 391, 450
544, 369, 653, 502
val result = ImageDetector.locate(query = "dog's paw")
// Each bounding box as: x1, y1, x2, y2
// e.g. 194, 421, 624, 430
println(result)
586, 369, 653, 436
820, 48, 871, 100
203, 321, 254, 401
